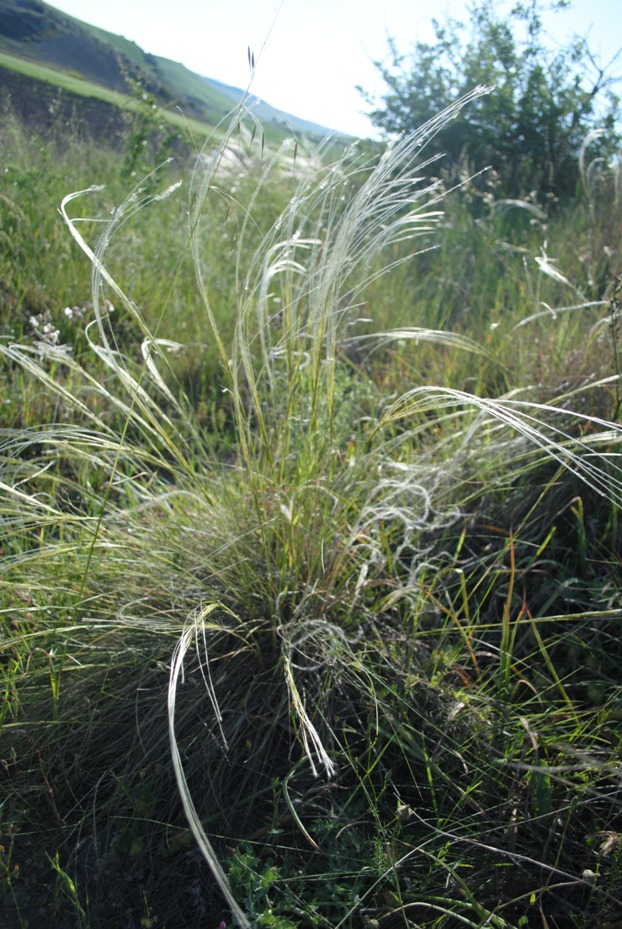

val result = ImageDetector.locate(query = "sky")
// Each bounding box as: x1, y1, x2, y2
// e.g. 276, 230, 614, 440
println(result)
45, 0, 622, 137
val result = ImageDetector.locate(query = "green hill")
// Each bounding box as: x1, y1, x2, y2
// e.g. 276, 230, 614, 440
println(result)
0, 0, 338, 139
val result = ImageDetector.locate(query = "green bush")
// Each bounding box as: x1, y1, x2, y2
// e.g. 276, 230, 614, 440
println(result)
360, 0, 621, 200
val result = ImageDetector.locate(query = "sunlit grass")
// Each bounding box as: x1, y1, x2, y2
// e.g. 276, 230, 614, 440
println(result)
1, 91, 621, 928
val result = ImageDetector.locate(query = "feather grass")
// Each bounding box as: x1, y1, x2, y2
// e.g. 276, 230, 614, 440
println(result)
2, 89, 622, 927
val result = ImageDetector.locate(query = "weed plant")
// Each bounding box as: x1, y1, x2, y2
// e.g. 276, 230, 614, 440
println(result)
1, 90, 622, 929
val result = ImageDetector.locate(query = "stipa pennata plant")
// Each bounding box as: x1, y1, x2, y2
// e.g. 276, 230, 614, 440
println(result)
2, 87, 622, 928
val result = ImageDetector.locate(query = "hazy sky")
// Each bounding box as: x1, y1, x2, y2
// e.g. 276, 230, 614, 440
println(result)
45, 0, 622, 136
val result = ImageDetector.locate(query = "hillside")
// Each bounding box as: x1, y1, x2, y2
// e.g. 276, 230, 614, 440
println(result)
0, 0, 337, 139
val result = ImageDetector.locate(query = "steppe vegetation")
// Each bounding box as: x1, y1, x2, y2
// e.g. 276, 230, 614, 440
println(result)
1, 13, 622, 928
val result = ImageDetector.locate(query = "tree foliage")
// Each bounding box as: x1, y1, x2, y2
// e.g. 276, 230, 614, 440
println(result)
361, 0, 621, 200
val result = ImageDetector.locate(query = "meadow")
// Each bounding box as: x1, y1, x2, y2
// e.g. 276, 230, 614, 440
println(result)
1, 88, 622, 928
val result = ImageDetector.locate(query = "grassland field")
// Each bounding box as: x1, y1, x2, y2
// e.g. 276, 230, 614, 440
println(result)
1, 90, 622, 929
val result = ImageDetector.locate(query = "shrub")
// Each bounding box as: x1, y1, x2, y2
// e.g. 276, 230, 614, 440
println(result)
360, 0, 622, 200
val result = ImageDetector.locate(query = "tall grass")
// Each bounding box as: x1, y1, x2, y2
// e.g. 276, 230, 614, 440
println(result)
1, 90, 622, 928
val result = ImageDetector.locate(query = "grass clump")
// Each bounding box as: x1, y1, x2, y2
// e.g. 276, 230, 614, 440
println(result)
1, 89, 622, 929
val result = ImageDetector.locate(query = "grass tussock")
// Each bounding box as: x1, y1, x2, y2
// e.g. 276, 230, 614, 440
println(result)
1, 89, 622, 928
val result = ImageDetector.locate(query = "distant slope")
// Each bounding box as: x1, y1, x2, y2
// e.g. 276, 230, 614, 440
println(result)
0, 0, 339, 138
0, 0, 146, 95
203, 75, 342, 138
0, 50, 212, 144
